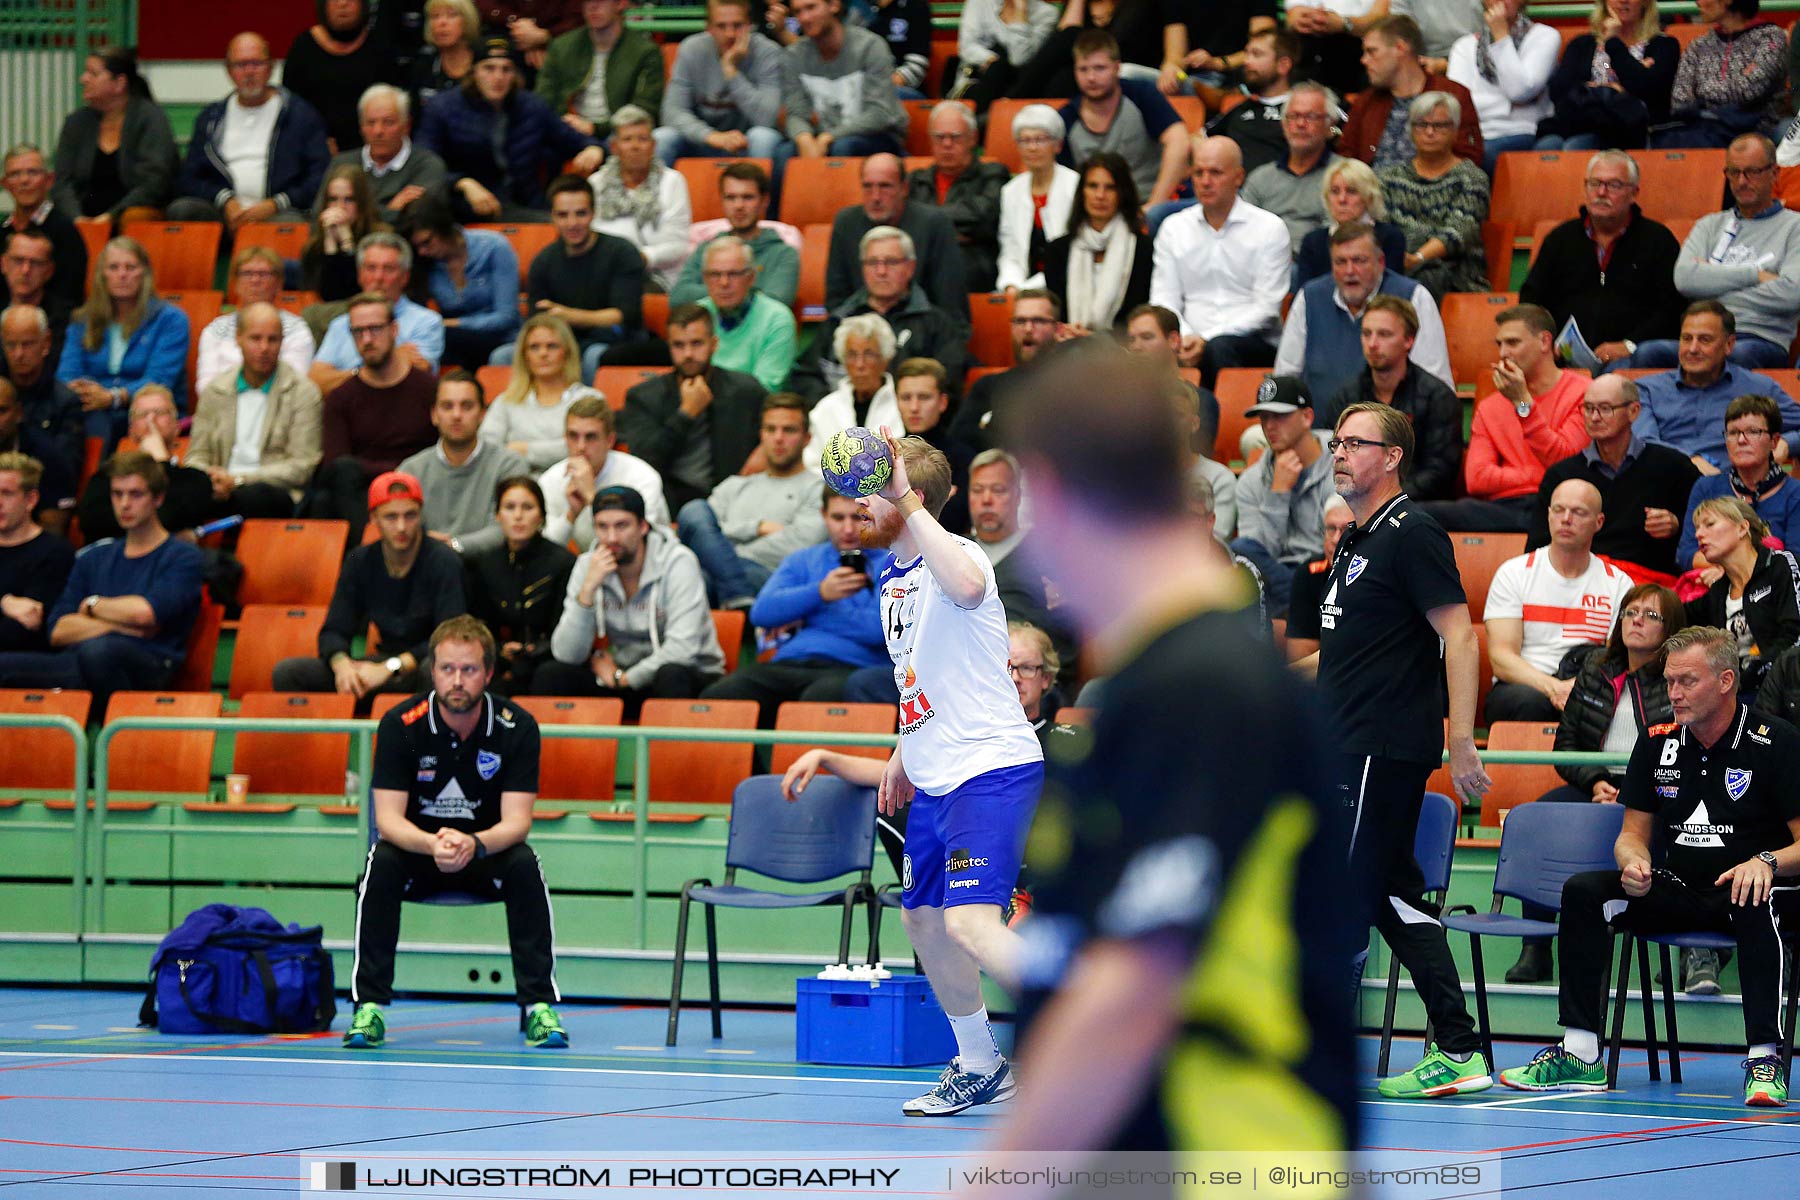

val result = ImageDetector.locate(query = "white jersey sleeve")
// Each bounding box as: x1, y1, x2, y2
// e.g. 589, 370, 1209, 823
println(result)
879, 535, 1044, 795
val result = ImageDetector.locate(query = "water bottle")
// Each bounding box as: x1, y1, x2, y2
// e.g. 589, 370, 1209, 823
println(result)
345, 770, 362, 809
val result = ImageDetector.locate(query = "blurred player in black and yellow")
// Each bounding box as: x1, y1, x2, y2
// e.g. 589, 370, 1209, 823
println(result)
965, 347, 1356, 1189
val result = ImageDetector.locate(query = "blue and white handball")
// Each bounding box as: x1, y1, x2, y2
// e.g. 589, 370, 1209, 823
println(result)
820, 426, 894, 498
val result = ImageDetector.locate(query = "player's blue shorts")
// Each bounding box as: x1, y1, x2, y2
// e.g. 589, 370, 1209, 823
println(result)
901, 761, 1044, 909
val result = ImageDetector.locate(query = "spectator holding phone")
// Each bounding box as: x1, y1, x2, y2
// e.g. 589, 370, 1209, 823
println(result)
698, 488, 892, 726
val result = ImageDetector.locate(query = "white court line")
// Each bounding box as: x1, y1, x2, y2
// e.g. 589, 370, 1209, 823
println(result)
1464, 1093, 1577, 1108
0, 1050, 932, 1089
1363, 1097, 1800, 1127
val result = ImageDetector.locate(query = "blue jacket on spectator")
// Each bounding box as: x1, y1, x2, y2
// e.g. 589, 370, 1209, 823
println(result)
55, 300, 192, 413
1634, 365, 1800, 469
176, 87, 331, 214
1678, 472, 1800, 569
750, 541, 893, 668
419, 229, 521, 340
416, 86, 598, 212
48, 534, 205, 659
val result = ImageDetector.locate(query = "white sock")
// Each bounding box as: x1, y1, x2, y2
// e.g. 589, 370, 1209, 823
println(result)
947, 1008, 1001, 1075
1749, 1043, 1778, 1061
1563, 1028, 1599, 1063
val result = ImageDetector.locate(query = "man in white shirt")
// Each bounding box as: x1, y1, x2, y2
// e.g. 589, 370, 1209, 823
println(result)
319, 84, 449, 225
196, 247, 315, 391
186, 303, 323, 519
1483, 478, 1636, 722
1149, 136, 1290, 388
540, 394, 670, 550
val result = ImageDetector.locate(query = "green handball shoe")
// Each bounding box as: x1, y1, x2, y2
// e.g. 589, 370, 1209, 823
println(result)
1744, 1056, 1787, 1107
1500, 1044, 1607, 1092
1377, 1043, 1492, 1098
524, 1002, 568, 1049
342, 1002, 385, 1049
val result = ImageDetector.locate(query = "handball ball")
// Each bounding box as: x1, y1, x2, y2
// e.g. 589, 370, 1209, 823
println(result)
820, 426, 894, 498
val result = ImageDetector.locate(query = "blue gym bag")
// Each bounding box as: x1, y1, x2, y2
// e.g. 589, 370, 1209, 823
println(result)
138, 903, 337, 1034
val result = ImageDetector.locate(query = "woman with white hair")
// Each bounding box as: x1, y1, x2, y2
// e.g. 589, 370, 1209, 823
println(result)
588, 105, 694, 291
1377, 91, 1491, 298
1293, 157, 1409, 285
996, 104, 1079, 292
950, 0, 1060, 108
804, 313, 901, 471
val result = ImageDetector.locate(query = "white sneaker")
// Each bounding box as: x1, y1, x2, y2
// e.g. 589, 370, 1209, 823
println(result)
902, 1057, 1016, 1117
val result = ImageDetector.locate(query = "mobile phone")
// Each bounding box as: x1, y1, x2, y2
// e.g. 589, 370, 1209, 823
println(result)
839, 548, 867, 572
193, 514, 245, 538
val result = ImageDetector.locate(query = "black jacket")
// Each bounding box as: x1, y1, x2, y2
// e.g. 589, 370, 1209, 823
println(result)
1326, 364, 1463, 502
1754, 644, 1800, 726
464, 535, 576, 662
617, 366, 767, 492
1541, 33, 1681, 137
792, 285, 970, 402
1518, 206, 1686, 347
1041, 229, 1154, 334
1686, 547, 1800, 691
1554, 648, 1673, 793
905, 161, 1008, 293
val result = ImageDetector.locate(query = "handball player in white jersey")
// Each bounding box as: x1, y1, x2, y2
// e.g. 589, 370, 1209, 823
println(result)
859, 429, 1046, 1117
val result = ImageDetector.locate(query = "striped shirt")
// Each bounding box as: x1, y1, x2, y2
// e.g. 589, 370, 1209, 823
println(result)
1484, 550, 1635, 675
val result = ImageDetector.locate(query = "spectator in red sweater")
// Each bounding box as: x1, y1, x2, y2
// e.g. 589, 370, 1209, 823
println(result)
1420, 302, 1589, 532
1338, 15, 1482, 170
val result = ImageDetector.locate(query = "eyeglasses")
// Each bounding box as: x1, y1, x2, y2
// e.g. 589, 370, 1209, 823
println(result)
1724, 165, 1776, 180
1327, 436, 1393, 453
1412, 119, 1455, 133
1015, 134, 1057, 148
1622, 606, 1665, 624
1584, 179, 1634, 193
1726, 426, 1773, 441
1007, 662, 1046, 678
349, 323, 391, 339
235, 267, 280, 279
1581, 401, 1633, 416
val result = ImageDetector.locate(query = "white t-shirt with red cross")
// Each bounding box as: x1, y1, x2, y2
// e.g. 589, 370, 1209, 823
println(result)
1483, 550, 1636, 676
877, 535, 1044, 795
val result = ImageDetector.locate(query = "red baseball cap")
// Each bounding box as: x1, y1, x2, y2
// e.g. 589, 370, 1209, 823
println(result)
367, 470, 424, 513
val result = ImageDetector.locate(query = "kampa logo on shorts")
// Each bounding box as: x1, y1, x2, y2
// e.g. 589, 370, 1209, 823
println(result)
948, 878, 980, 889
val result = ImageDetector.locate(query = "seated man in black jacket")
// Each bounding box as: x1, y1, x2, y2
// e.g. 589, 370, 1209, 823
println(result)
272, 470, 467, 710
1517, 150, 1685, 373
616, 304, 766, 512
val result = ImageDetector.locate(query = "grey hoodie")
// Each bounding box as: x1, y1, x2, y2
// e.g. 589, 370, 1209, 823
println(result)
549, 527, 726, 687
1673, 204, 1800, 351
1233, 430, 1337, 566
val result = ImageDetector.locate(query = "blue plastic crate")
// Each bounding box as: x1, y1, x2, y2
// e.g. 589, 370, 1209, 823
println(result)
795, 974, 956, 1066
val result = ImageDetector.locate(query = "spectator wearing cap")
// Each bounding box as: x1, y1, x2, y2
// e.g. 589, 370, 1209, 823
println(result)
167, 33, 330, 226
535, 0, 665, 142
653, 0, 786, 165
0, 449, 204, 715
304, 292, 439, 546
186, 302, 324, 521
418, 37, 604, 223
905, 103, 1007, 293
274, 470, 467, 709
1228, 375, 1336, 613
537, 484, 725, 711
398, 371, 530, 556
539, 394, 670, 551
995, 104, 1078, 293
617, 304, 767, 513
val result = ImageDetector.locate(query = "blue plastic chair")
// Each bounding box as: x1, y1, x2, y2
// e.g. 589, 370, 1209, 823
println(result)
665, 774, 876, 1045
1377, 792, 1462, 1076
1605, 915, 1800, 1088
1443, 802, 1626, 1070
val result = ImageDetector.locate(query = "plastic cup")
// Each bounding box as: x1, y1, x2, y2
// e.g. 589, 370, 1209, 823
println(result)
226, 774, 250, 805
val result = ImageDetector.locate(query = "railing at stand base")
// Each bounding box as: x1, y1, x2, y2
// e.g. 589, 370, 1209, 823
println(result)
0, 712, 88, 938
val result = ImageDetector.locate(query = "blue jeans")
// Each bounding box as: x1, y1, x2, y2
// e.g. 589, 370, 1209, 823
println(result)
1483, 133, 1538, 176
676, 497, 772, 606
843, 664, 899, 706
1227, 537, 1297, 615
0, 633, 178, 715
652, 125, 787, 167
1629, 333, 1791, 371
1533, 132, 1602, 152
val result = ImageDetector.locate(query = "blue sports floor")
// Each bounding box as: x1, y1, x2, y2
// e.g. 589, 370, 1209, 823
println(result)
2, 988, 1798, 1196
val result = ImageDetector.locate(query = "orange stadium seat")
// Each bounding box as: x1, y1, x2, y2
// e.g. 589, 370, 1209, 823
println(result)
674, 157, 773, 223
1483, 220, 1513, 291
514, 695, 624, 801
1170, 94, 1207, 132
639, 697, 758, 805
984, 99, 1058, 172
468, 223, 557, 284
274, 289, 319, 315
236, 520, 348, 607
234, 221, 309, 261
902, 154, 934, 175
1443, 292, 1517, 393
1480, 721, 1563, 828
123, 220, 223, 290
232, 692, 358, 796
967, 292, 1015, 367
169, 597, 225, 693
1633, 149, 1729, 223
928, 37, 957, 96
0, 689, 91, 790
1763, 370, 1800, 396
797, 223, 832, 321
74, 217, 110, 270
1213, 368, 1266, 465
1450, 532, 1527, 622
770, 701, 894, 775
778, 156, 866, 227
594, 365, 671, 409
642, 292, 670, 338
104, 691, 222, 795
477, 364, 512, 404
712, 608, 747, 674
229, 605, 328, 699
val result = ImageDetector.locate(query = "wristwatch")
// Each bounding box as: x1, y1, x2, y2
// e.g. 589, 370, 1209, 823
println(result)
1623, 340, 1638, 357
472, 834, 489, 860
82, 594, 99, 616
1758, 850, 1779, 872
385, 656, 404, 676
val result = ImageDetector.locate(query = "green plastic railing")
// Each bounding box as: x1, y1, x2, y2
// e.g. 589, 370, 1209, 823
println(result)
88, 717, 897, 946
0, 712, 90, 937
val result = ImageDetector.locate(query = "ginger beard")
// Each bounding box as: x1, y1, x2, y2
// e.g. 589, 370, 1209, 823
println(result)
857, 492, 909, 549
